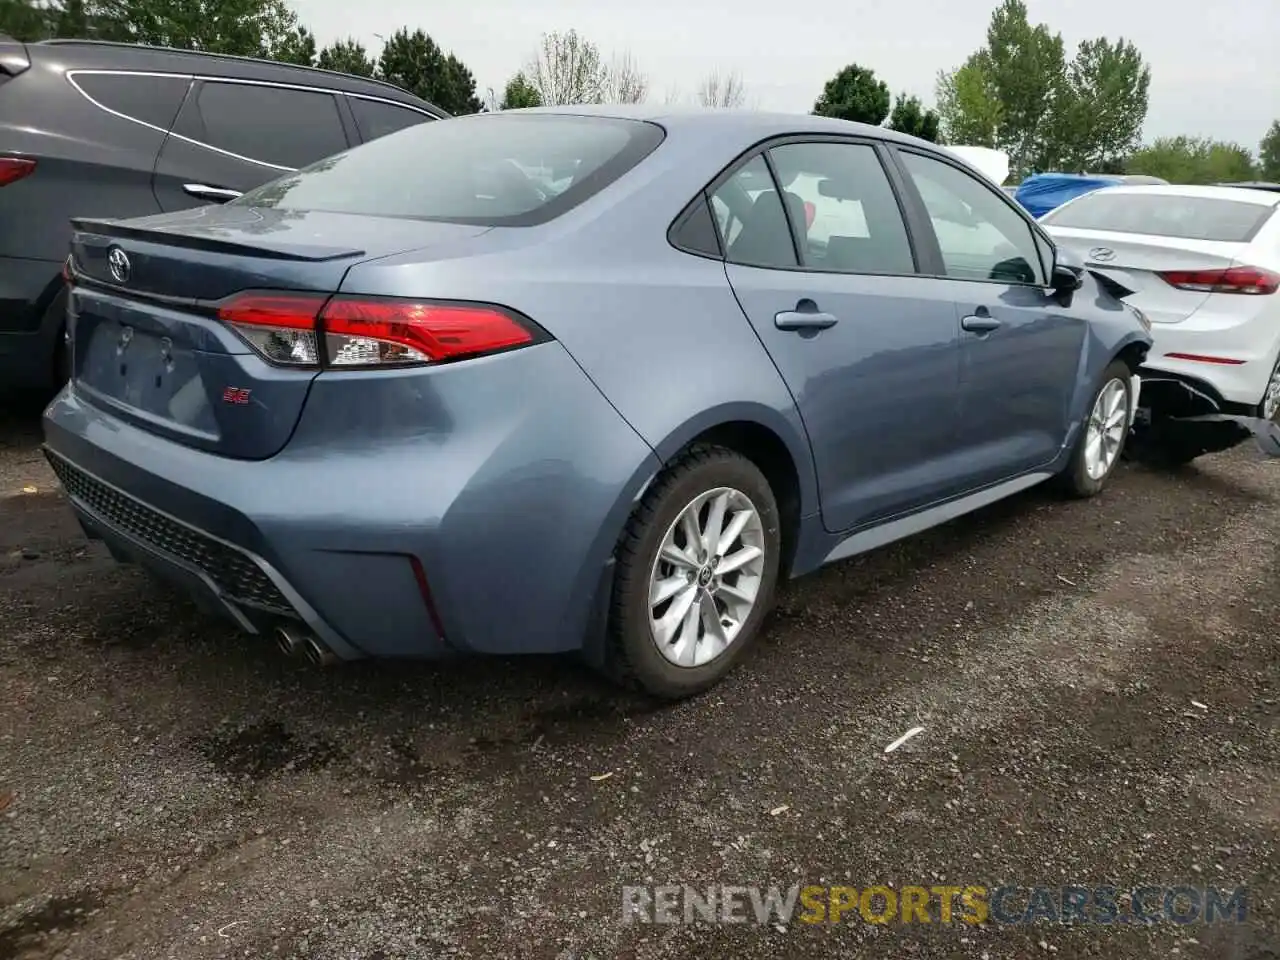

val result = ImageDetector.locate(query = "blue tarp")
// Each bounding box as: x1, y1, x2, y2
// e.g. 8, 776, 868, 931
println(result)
1014, 173, 1122, 218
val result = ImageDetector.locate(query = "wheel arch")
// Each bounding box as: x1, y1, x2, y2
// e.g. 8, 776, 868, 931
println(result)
646, 403, 818, 574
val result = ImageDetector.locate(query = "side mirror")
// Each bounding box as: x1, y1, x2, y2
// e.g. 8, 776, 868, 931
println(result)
1049, 246, 1085, 295
1051, 261, 1084, 294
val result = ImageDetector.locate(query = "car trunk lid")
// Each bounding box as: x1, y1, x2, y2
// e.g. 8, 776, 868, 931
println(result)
1047, 228, 1249, 325
68, 206, 490, 459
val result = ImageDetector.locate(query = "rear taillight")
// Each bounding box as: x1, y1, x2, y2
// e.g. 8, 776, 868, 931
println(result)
0, 156, 35, 187
1158, 266, 1279, 295
216, 291, 543, 368
217, 293, 328, 365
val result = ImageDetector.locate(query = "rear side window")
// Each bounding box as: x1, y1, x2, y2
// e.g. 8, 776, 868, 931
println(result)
348, 96, 432, 143
72, 72, 191, 130
710, 154, 798, 269
1043, 192, 1276, 242
670, 194, 722, 258
235, 114, 666, 226
191, 81, 348, 169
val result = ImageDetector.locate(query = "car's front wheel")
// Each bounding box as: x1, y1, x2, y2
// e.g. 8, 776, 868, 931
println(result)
608, 444, 781, 699
1058, 359, 1133, 497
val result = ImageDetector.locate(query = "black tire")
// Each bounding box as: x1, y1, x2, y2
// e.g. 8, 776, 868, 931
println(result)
606, 444, 782, 700
1057, 359, 1133, 498
1258, 351, 1280, 421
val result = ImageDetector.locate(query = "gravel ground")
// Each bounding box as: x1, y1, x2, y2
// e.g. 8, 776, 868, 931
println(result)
1, 394, 1278, 960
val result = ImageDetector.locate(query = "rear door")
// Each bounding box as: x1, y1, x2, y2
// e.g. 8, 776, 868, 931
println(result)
346, 94, 435, 143
153, 78, 353, 211
714, 138, 965, 533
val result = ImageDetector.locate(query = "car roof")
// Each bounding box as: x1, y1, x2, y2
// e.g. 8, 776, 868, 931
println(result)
503, 103, 932, 148
1078, 183, 1280, 207
31, 38, 444, 113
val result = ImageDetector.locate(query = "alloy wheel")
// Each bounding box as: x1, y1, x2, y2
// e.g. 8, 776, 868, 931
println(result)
1084, 378, 1129, 480
1264, 359, 1280, 420
647, 487, 766, 668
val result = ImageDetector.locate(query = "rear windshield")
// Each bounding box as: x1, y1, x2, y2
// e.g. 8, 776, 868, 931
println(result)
234, 114, 665, 226
1042, 191, 1275, 242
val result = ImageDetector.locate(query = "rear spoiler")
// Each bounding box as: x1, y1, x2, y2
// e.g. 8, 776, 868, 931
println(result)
0, 36, 30, 78
71, 216, 367, 262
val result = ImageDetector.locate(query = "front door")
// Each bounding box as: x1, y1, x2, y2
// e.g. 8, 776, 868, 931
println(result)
893, 148, 1084, 487
712, 141, 966, 533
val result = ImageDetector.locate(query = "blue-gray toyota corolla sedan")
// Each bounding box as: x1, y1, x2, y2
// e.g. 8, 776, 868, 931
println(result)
42, 106, 1152, 698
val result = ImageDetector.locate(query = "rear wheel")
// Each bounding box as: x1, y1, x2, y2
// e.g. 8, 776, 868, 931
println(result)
1058, 360, 1132, 497
607, 444, 781, 700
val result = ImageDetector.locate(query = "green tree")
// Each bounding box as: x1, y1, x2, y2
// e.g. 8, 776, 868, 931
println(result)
0, 0, 54, 40
981, 0, 1066, 175
887, 93, 940, 142
1053, 37, 1149, 172
1127, 136, 1257, 184
1259, 120, 1280, 181
935, 53, 1002, 146
500, 72, 542, 109
269, 24, 316, 66
316, 37, 375, 77
812, 63, 890, 125
376, 28, 481, 115
83, 0, 304, 56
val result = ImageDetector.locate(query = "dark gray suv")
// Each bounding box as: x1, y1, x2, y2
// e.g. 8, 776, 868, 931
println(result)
0, 37, 446, 391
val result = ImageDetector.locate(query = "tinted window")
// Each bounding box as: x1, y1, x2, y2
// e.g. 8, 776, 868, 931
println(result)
768, 142, 915, 274
75, 72, 191, 130
235, 114, 665, 226
710, 155, 797, 269
194, 81, 348, 168
671, 195, 722, 257
901, 151, 1044, 284
1042, 192, 1275, 242
348, 96, 431, 142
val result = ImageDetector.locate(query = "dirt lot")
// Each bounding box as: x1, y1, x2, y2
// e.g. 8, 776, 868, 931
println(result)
1, 394, 1278, 960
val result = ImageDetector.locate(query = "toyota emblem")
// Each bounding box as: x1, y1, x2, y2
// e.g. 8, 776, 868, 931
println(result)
107, 247, 131, 284
1088, 246, 1116, 262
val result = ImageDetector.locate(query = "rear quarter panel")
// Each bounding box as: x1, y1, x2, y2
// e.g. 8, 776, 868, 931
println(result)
337, 131, 821, 527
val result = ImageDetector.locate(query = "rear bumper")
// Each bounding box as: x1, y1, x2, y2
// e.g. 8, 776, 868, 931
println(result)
41, 342, 661, 660
45, 448, 367, 658
1142, 307, 1280, 409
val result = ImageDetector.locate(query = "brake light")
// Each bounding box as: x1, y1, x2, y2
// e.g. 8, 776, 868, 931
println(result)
1158, 266, 1279, 295
217, 293, 328, 365
217, 291, 542, 368
0, 156, 35, 187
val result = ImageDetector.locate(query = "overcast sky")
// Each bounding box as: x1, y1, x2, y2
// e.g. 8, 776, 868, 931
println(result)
291, 0, 1276, 150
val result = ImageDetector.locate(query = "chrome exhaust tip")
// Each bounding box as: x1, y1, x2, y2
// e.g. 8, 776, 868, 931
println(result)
303, 635, 338, 667
275, 625, 305, 657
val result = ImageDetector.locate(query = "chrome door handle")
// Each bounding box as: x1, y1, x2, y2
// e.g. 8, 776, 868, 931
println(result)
775, 310, 838, 331
961, 314, 1001, 333
182, 183, 242, 202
